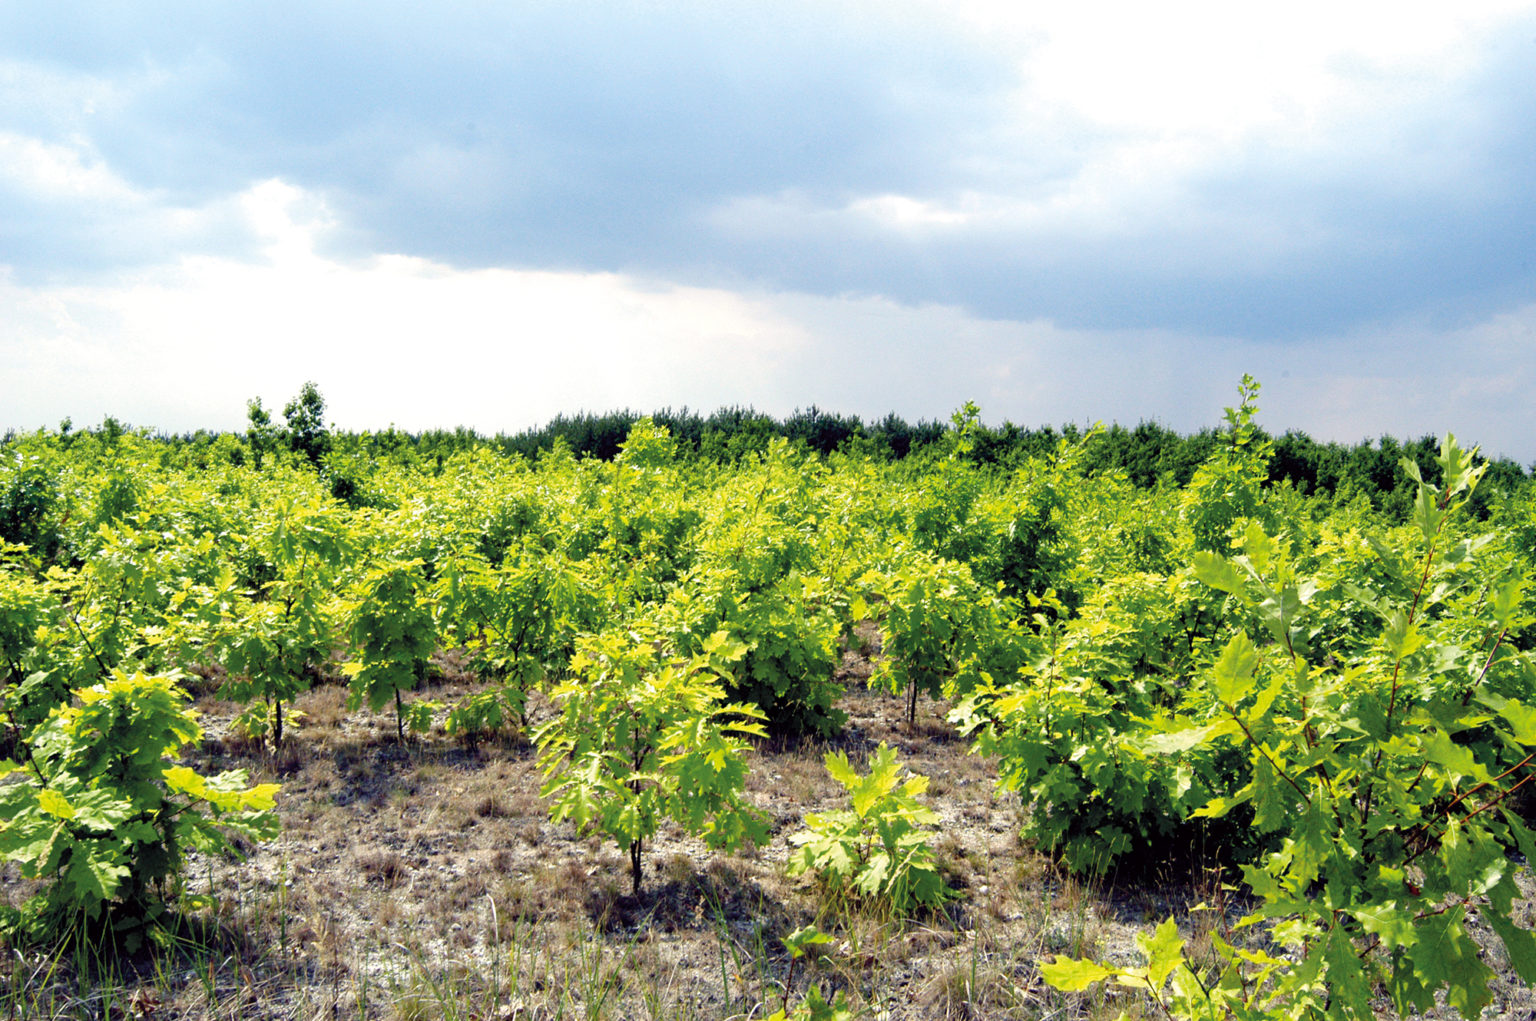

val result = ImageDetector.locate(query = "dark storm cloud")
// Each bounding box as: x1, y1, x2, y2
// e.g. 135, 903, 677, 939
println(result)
694, 29, 1536, 338
0, 2, 1019, 263
2, 2, 1534, 338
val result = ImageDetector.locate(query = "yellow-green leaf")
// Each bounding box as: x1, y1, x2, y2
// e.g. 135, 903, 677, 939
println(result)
1211, 632, 1260, 705
1041, 956, 1116, 991
37, 788, 74, 820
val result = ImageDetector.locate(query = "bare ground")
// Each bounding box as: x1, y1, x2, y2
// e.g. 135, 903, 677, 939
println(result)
6, 641, 1536, 1020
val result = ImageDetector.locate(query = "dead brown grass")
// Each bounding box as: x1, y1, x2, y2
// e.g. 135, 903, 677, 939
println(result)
6, 648, 1533, 1021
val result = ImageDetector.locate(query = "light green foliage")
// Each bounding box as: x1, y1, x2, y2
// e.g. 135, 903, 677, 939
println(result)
1042, 916, 1274, 1020
1070, 474, 1183, 582
0, 554, 59, 742
764, 924, 844, 1020
724, 570, 847, 736
1045, 435, 1536, 1019
89, 463, 142, 530
782, 922, 834, 958
0, 446, 62, 561
1183, 374, 1274, 555
863, 555, 1020, 727
438, 546, 594, 740
474, 489, 546, 567
584, 418, 704, 605
975, 429, 1099, 605
902, 430, 990, 565
22, 520, 224, 730
6, 457, 257, 741
214, 495, 345, 748
764, 983, 854, 1021
951, 385, 1270, 873
654, 442, 852, 735
0, 571, 46, 671
786, 742, 953, 916
534, 628, 768, 894
7, 377, 1536, 1009
657, 566, 848, 736
0, 670, 278, 944
954, 579, 1232, 873
343, 558, 439, 740
615, 416, 676, 469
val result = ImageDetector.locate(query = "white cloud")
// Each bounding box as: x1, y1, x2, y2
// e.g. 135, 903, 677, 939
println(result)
0, 180, 814, 434
3, 6, 1535, 459
0, 132, 131, 200
845, 194, 974, 229
5, 2, 1534, 337
3, 177, 1533, 463
943, 0, 1532, 137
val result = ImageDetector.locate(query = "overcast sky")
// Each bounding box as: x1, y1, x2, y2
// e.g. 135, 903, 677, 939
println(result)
4, 1, 1535, 461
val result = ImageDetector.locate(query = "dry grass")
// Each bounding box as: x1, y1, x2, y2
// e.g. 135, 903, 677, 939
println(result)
7, 652, 1535, 1021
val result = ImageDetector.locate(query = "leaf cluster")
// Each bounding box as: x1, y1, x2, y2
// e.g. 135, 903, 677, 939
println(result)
862, 555, 1021, 727
342, 558, 439, 739
534, 628, 769, 893
1044, 435, 1536, 1019
786, 741, 953, 916
0, 671, 278, 945
954, 576, 1233, 873
437, 546, 596, 739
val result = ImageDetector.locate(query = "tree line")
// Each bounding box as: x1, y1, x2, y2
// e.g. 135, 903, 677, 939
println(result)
6, 383, 1529, 527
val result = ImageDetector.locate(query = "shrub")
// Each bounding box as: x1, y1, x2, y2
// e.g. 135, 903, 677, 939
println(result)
343, 558, 438, 740
0, 670, 279, 946
0, 449, 60, 561
534, 628, 768, 894
656, 566, 848, 736
786, 742, 953, 916
952, 575, 1236, 874
862, 555, 1020, 727
1045, 435, 1536, 1019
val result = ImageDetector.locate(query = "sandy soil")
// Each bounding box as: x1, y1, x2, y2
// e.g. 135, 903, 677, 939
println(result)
6, 639, 1536, 1020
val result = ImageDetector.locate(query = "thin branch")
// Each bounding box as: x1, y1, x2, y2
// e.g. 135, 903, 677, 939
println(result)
66, 608, 113, 679
1401, 753, 1536, 868
1460, 770, 1536, 827
1228, 710, 1309, 801
1470, 628, 1511, 691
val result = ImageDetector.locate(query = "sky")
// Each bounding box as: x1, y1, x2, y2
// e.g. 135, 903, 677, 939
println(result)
3, 1, 1536, 461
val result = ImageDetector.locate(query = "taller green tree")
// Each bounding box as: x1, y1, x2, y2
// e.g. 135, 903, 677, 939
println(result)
245, 397, 278, 469
283, 382, 330, 467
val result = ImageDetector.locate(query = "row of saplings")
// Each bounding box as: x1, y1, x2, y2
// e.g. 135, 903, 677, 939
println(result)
1028, 439, 1536, 1020
0, 528, 1000, 1019
0, 644, 942, 1019
5, 437, 1536, 1020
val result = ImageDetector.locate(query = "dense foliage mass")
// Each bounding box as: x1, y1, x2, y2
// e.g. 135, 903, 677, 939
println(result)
3, 379, 1536, 1016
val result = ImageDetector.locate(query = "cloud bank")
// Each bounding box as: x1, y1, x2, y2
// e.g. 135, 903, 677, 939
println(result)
2, 1, 1534, 459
